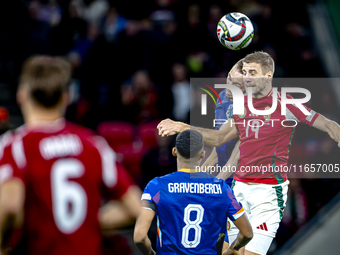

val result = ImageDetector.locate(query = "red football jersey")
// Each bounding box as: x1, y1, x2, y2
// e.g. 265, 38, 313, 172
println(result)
0, 119, 133, 255
233, 89, 319, 184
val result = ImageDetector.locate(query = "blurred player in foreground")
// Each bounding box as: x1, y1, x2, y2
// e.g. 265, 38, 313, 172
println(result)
202, 59, 245, 183
0, 56, 141, 255
201, 58, 245, 249
134, 129, 253, 255
158, 51, 340, 255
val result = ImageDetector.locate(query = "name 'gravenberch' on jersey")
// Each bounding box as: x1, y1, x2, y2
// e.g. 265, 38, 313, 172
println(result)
168, 182, 222, 194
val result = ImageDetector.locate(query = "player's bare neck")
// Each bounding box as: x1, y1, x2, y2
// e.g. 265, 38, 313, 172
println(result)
253, 84, 272, 99
23, 103, 64, 127
177, 158, 200, 172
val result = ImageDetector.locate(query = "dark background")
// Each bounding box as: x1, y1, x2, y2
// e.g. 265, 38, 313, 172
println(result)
0, 0, 339, 254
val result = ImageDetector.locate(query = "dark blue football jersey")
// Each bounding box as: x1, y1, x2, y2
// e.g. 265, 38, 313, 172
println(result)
215, 90, 238, 186
142, 169, 244, 254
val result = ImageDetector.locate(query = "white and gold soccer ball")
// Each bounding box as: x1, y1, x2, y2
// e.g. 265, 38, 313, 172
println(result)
217, 12, 254, 50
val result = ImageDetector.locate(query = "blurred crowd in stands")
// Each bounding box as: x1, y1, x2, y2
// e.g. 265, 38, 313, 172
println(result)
0, 0, 339, 253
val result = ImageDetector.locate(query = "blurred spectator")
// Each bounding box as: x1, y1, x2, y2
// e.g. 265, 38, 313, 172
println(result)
100, 7, 127, 43
121, 70, 159, 123
83, 0, 109, 25
37, 0, 62, 27
171, 63, 192, 121
141, 135, 176, 188
68, 22, 99, 69
27, 0, 52, 54
207, 4, 223, 36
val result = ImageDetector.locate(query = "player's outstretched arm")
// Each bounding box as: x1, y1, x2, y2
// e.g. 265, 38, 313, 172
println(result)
222, 214, 253, 255
134, 207, 156, 255
0, 178, 25, 252
217, 140, 240, 180
157, 118, 190, 136
99, 186, 142, 230
158, 119, 239, 147
312, 114, 340, 147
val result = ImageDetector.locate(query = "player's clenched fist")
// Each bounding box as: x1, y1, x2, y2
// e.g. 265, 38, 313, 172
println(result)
157, 119, 189, 137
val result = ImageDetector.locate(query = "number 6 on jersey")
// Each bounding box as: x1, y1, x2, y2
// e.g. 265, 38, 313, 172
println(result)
51, 158, 87, 234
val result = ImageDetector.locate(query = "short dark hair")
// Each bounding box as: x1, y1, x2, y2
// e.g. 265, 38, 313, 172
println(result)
20, 55, 71, 108
175, 130, 204, 159
242, 51, 274, 75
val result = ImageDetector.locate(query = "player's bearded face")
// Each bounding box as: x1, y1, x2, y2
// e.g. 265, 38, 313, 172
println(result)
242, 63, 268, 95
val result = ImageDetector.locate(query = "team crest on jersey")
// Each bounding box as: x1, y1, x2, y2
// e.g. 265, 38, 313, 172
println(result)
227, 220, 231, 231
238, 107, 247, 118
226, 105, 233, 118
263, 106, 271, 120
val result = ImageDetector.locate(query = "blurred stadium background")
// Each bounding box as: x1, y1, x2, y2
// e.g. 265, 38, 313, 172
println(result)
0, 0, 340, 254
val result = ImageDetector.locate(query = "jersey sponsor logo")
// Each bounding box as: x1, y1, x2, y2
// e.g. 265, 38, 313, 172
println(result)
39, 134, 83, 160
141, 193, 152, 201
168, 182, 222, 194
256, 222, 268, 231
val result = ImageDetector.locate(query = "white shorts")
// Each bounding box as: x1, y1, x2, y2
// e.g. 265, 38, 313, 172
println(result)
228, 180, 289, 255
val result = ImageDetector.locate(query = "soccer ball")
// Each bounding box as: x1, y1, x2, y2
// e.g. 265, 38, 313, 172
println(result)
217, 12, 254, 50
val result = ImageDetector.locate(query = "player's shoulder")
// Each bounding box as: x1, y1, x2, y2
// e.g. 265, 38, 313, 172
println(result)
0, 125, 28, 149
217, 90, 232, 106
216, 90, 226, 107
0, 130, 16, 160
152, 172, 177, 183
219, 90, 226, 99
64, 122, 97, 138
147, 172, 185, 186
277, 90, 292, 98
0, 130, 15, 148
63, 122, 108, 151
144, 176, 162, 194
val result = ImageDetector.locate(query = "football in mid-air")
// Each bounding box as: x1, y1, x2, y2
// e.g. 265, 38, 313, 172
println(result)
217, 12, 254, 50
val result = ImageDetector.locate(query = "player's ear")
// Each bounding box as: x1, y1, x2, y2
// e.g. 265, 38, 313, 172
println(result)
62, 91, 71, 107
172, 147, 177, 157
17, 85, 28, 107
200, 150, 205, 159
266, 71, 273, 79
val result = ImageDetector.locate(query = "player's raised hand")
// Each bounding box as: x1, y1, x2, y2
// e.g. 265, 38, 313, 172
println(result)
338, 140, 340, 148
157, 119, 189, 137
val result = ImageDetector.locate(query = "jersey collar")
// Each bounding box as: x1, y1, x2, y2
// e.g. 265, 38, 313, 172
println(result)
178, 168, 201, 173
252, 88, 273, 101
